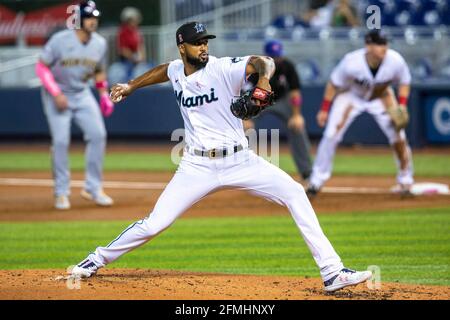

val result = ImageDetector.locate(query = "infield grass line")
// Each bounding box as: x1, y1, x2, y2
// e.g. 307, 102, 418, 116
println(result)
0, 152, 449, 177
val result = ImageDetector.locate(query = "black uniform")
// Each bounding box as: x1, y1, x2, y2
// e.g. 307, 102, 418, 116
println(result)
248, 58, 312, 180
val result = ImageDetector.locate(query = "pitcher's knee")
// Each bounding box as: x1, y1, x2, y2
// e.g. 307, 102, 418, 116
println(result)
283, 181, 306, 203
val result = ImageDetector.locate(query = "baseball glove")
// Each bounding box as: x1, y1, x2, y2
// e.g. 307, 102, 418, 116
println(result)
386, 104, 409, 131
230, 87, 275, 120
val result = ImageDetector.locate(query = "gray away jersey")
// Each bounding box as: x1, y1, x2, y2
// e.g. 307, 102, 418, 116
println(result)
40, 29, 107, 94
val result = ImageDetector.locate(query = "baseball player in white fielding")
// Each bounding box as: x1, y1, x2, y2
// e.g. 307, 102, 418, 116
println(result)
36, 1, 114, 210
307, 30, 414, 198
71, 21, 372, 292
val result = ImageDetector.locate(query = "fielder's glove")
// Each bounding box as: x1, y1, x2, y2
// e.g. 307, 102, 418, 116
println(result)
386, 104, 409, 131
230, 87, 275, 120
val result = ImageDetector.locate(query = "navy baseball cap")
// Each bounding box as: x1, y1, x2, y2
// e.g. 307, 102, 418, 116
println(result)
176, 22, 216, 45
264, 40, 283, 57
365, 29, 389, 45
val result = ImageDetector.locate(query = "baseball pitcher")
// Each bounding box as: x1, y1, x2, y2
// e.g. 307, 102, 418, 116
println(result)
307, 29, 414, 198
71, 21, 372, 292
36, 1, 114, 210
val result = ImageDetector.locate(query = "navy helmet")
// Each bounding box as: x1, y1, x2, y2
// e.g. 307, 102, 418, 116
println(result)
80, 1, 101, 21
264, 40, 283, 57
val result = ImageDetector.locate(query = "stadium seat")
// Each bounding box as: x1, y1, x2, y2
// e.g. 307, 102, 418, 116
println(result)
296, 59, 321, 82
440, 0, 450, 24
272, 14, 298, 29
380, 1, 398, 26
438, 59, 450, 79
395, 10, 412, 26
411, 58, 433, 80
108, 62, 128, 85
422, 10, 441, 25
131, 62, 153, 80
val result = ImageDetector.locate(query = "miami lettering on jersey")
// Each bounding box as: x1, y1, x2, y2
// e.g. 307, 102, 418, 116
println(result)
175, 88, 219, 108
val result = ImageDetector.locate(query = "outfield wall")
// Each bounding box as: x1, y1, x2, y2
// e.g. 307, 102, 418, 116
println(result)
1, 84, 449, 147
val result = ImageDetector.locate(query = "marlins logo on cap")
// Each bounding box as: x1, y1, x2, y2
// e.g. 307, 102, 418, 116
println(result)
176, 21, 216, 45
194, 22, 205, 33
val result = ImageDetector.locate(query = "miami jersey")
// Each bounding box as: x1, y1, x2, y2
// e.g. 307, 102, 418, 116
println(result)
330, 48, 411, 101
167, 55, 251, 150
40, 29, 107, 94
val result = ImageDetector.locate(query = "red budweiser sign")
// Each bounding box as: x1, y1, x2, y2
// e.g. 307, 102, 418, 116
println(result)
0, 2, 76, 45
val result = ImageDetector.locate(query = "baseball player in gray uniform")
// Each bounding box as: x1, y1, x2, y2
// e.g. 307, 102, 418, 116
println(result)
36, 1, 114, 210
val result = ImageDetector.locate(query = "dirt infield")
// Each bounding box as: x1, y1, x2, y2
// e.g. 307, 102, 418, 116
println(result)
1, 269, 449, 300
1, 171, 450, 222
1, 170, 449, 299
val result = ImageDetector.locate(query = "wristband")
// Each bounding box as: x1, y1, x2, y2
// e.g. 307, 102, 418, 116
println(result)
290, 96, 302, 109
320, 99, 332, 112
398, 96, 408, 106
95, 80, 109, 90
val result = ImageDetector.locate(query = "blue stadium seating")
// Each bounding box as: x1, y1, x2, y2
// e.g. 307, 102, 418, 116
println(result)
411, 57, 434, 79
272, 0, 450, 29
296, 60, 321, 82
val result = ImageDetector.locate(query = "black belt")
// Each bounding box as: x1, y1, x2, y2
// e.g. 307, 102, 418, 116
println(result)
191, 145, 244, 158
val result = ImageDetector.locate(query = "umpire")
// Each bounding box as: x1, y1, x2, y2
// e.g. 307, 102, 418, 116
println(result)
244, 40, 312, 181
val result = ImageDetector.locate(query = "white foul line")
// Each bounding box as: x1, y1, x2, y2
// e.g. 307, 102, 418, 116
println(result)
0, 177, 390, 194
322, 186, 387, 194
0, 178, 166, 190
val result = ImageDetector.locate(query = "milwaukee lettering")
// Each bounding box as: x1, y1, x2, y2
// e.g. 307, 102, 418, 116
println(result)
175, 88, 218, 108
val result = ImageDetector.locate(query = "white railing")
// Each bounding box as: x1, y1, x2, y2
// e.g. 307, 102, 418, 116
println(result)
160, 0, 307, 26
0, 54, 40, 87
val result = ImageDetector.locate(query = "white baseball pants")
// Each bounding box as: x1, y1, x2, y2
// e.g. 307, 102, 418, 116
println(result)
89, 149, 344, 281
310, 91, 414, 189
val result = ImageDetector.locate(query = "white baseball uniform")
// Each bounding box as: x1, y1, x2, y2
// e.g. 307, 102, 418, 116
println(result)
85, 55, 346, 281
309, 48, 414, 189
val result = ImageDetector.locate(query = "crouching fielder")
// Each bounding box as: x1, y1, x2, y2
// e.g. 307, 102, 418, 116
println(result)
307, 30, 414, 198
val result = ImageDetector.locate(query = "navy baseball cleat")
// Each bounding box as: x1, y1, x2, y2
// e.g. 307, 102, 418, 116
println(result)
306, 184, 320, 199
71, 258, 100, 278
324, 268, 372, 292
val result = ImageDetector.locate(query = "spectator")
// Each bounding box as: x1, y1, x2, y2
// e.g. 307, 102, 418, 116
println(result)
301, 0, 334, 29
116, 7, 146, 79
331, 0, 359, 27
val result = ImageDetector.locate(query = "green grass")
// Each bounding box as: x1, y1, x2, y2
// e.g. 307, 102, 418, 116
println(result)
0, 207, 449, 286
0, 152, 449, 177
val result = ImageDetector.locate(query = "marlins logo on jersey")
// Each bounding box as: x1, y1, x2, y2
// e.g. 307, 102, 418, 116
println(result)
175, 88, 219, 108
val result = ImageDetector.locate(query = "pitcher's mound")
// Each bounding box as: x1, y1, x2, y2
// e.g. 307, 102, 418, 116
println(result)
0, 269, 448, 300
